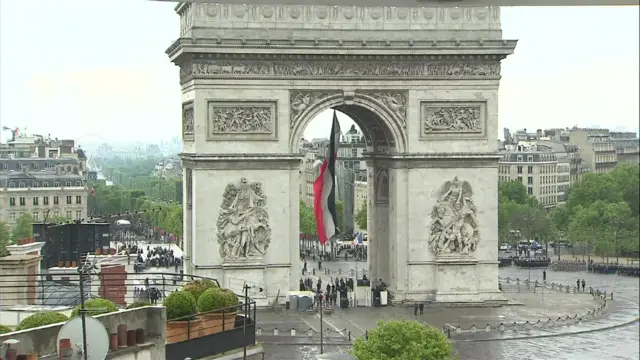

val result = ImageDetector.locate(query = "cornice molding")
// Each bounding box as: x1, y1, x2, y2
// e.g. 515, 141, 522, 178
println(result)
167, 37, 517, 59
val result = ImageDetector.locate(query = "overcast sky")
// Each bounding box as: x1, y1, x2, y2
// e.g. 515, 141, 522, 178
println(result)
0, 3, 637, 145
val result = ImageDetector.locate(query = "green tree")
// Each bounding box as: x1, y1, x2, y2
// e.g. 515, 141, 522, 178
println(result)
299, 201, 316, 235
499, 180, 528, 204
351, 319, 454, 360
0, 221, 11, 257
610, 164, 640, 216
355, 200, 367, 231
566, 173, 622, 213
11, 213, 34, 241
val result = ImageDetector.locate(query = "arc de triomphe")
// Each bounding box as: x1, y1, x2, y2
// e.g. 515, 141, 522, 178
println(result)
169, 4, 516, 304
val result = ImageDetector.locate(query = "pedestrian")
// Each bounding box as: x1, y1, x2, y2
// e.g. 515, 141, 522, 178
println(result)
413, 303, 418, 316
576, 279, 580, 291
543, 270, 546, 282
419, 303, 424, 315
581, 279, 586, 292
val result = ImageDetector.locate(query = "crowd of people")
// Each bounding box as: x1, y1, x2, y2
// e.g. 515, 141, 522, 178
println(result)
513, 257, 551, 268
117, 244, 184, 273
588, 261, 640, 277
550, 260, 588, 272
299, 276, 355, 308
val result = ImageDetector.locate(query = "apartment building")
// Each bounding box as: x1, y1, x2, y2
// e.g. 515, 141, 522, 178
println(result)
610, 132, 640, 165
567, 128, 617, 174
498, 143, 559, 208
299, 150, 322, 207
536, 140, 581, 203
0, 159, 88, 224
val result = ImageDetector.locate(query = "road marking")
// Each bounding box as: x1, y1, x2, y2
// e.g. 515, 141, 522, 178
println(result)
346, 318, 367, 334
301, 316, 319, 333
315, 313, 345, 336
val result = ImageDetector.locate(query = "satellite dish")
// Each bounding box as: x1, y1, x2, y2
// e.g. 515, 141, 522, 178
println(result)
57, 316, 109, 360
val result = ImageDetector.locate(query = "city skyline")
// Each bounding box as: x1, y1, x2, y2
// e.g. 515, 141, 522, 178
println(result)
0, 3, 638, 143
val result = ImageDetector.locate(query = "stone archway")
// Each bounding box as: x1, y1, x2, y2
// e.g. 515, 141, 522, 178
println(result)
171, 4, 515, 304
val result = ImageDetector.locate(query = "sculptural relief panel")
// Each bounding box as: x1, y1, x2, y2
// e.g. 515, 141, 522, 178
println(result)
290, 91, 340, 129
361, 91, 407, 128
217, 178, 271, 261
420, 102, 486, 140
182, 101, 194, 141
428, 177, 479, 255
207, 101, 277, 141
180, 58, 500, 83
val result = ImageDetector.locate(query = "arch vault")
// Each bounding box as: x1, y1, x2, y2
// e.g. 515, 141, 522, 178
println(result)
170, 4, 517, 304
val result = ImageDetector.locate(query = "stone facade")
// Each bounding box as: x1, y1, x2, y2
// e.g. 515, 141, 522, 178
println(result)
169, 4, 516, 303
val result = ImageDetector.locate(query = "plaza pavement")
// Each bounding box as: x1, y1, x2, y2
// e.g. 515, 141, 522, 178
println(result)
256, 260, 639, 360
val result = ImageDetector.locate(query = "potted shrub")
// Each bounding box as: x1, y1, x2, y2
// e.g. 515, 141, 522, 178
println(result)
197, 288, 239, 335
126, 301, 152, 310
164, 291, 200, 344
71, 298, 118, 317
16, 312, 69, 331
183, 279, 218, 302
0, 324, 13, 334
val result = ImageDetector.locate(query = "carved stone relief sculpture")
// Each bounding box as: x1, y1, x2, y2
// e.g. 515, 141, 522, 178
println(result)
364, 92, 407, 128
290, 91, 338, 129
207, 102, 277, 141
182, 102, 194, 140
428, 177, 479, 255
217, 178, 271, 261
423, 105, 482, 134
180, 58, 501, 83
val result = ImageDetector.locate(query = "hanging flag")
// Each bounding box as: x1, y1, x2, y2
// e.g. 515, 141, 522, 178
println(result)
355, 232, 364, 245
313, 111, 341, 245
90, 187, 96, 197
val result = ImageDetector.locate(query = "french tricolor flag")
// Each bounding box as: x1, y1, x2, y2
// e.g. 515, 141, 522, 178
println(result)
313, 111, 341, 245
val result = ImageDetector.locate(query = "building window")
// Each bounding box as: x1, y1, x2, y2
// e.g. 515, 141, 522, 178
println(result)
527, 155, 533, 162
517, 176, 523, 183
43, 196, 49, 205
66, 210, 72, 219
517, 155, 522, 162
34, 163, 39, 170
53, 210, 60, 217
33, 197, 39, 206
9, 213, 16, 223
527, 166, 533, 173
32, 181, 38, 188
76, 210, 82, 220
43, 182, 49, 187
8, 182, 15, 188
517, 166, 523, 174
76, 196, 82, 204
18, 182, 25, 188
9, 197, 16, 206
19, 197, 26, 206
32, 212, 39, 222
54, 196, 59, 205
527, 187, 533, 195
528, 177, 533, 185
53, 181, 59, 187
65, 181, 72, 187
75, 181, 82, 187
1, 163, 6, 169
66, 196, 72, 204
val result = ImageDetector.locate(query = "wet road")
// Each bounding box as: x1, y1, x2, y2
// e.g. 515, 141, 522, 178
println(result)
270, 260, 640, 360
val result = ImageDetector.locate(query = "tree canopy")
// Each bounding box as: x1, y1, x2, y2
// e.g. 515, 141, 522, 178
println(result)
557, 164, 640, 259
299, 200, 345, 236
0, 221, 11, 257
11, 213, 34, 241
498, 180, 554, 245
355, 200, 367, 232
351, 320, 454, 360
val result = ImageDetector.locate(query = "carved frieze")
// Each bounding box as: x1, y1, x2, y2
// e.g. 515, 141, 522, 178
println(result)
182, 101, 194, 141
290, 91, 339, 129
217, 178, 271, 260
363, 92, 407, 128
180, 57, 501, 82
207, 101, 277, 141
420, 102, 486, 140
428, 177, 479, 255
